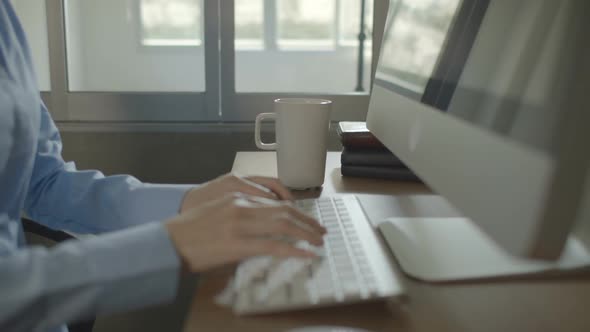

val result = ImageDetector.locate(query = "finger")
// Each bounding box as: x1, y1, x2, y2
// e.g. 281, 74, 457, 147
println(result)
240, 238, 318, 258
246, 176, 294, 201
241, 194, 284, 207
240, 177, 279, 199
239, 215, 324, 246
232, 176, 278, 200
255, 204, 326, 235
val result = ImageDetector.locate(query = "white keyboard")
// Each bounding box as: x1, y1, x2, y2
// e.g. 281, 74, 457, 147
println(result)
229, 195, 403, 315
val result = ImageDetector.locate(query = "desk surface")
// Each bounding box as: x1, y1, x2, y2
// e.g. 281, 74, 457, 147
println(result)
183, 152, 590, 332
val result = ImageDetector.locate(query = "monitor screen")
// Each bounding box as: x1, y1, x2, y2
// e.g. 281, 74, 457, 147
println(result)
375, 0, 577, 156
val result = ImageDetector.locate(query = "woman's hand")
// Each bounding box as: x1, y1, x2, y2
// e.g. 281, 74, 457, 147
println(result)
166, 193, 326, 273
180, 174, 293, 213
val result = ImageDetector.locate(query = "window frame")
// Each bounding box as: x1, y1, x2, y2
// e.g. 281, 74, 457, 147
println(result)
44, 0, 218, 123
41, 0, 384, 123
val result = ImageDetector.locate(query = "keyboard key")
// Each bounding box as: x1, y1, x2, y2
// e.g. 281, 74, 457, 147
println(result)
262, 285, 289, 307
232, 196, 391, 314
340, 280, 361, 298
287, 276, 312, 305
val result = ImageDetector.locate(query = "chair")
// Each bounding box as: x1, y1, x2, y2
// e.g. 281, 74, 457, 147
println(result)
21, 218, 96, 332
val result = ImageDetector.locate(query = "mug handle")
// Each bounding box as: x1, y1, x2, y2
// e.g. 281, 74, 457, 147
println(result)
255, 113, 278, 150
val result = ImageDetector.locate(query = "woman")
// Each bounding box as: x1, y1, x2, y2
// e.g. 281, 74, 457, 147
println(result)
0, 1, 324, 331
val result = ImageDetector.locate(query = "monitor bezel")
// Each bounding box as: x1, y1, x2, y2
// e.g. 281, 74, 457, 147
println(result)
367, 0, 589, 259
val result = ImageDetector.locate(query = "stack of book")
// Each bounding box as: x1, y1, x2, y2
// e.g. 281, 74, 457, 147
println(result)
337, 122, 421, 182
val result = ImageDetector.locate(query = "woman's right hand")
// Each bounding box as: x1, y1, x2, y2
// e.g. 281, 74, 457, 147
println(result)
165, 193, 326, 273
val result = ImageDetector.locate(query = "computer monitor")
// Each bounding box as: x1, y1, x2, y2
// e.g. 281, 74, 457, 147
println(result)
367, 0, 589, 276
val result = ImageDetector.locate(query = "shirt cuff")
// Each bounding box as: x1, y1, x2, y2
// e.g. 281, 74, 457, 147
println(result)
129, 184, 195, 224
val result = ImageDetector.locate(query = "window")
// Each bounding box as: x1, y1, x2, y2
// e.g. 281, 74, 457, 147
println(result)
235, 0, 264, 49
140, 0, 265, 50
339, 0, 373, 46
140, 0, 203, 46
277, 0, 335, 49
235, 0, 375, 94
20, 0, 387, 123
65, 0, 206, 93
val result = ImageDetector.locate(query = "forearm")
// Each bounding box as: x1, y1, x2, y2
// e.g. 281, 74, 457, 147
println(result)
25, 163, 193, 233
0, 222, 180, 332
25, 104, 195, 234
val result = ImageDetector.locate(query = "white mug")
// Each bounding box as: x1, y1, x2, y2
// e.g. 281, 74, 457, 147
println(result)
255, 98, 332, 190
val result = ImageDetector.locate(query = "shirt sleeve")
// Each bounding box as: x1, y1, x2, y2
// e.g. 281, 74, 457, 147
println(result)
0, 219, 181, 332
24, 103, 195, 234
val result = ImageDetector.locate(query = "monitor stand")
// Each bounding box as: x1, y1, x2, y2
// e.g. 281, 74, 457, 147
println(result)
378, 217, 590, 282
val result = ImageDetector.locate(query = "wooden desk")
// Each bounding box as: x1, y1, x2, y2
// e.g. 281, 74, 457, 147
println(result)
184, 152, 590, 332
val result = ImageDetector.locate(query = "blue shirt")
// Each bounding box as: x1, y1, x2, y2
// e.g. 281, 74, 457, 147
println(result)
0, 2, 192, 331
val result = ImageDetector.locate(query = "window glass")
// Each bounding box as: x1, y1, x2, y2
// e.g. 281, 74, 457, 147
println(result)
277, 0, 335, 49
141, 0, 202, 46
236, 0, 373, 93
12, 0, 51, 91
65, 0, 205, 92
339, 0, 373, 46
236, 0, 264, 49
